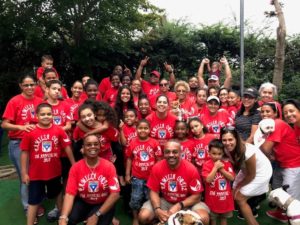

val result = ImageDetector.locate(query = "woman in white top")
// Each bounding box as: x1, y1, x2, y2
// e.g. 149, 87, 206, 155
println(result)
220, 127, 272, 225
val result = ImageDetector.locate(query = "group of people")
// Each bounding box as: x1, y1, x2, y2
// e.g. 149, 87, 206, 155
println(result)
1, 54, 300, 225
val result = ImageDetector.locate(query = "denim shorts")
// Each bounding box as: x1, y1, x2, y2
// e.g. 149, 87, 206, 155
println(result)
129, 177, 149, 210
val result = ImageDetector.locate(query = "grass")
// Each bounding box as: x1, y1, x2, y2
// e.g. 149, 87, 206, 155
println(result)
0, 132, 284, 225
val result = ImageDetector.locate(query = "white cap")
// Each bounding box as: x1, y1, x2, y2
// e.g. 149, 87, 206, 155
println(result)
207, 96, 220, 104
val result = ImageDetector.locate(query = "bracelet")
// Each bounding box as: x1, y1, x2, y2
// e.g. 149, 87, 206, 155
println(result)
154, 207, 161, 211
179, 201, 184, 209
59, 215, 69, 222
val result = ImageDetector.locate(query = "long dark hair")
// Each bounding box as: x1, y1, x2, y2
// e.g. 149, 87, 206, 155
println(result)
236, 101, 259, 117
114, 85, 135, 123
220, 127, 245, 172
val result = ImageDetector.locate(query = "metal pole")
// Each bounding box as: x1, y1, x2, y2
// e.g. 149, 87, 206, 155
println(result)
240, 0, 244, 93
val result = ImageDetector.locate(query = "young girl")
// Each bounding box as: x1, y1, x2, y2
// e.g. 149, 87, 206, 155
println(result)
227, 89, 241, 120
103, 73, 121, 106
114, 85, 135, 124
137, 96, 152, 119
84, 79, 102, 101
73, 101, 119, 162
65, 80, 84, 123
20, 103, 75, 225
125, 119, 162, 225
202, 139, 235, 225
188, 117, 217, 174
119, 109, 138, 152
174, 120, 194, 162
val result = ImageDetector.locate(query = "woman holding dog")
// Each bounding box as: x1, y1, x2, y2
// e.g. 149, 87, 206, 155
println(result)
221, 127, 272, 225
260, 99, 300, 223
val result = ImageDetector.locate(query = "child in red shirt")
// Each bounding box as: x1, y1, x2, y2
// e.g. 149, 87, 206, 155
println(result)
174, 120, 194, 162
202, 139, 235, 225
20, 103, 75, 225
125, 119, 162, 225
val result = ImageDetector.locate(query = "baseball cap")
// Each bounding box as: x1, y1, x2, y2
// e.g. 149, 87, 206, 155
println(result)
207, 96, 220, 104
243, 88, 258, 98
208, 75, 219, 81
150, 70, 160, 78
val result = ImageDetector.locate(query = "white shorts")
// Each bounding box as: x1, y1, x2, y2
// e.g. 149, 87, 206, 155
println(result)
282, 167, 300, 200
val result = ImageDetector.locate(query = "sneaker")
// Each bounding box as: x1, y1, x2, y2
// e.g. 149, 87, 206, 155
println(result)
266, 210, 288, 223
46, 207, 60, 222
37, 205, 45, 217
237, 212, 258, 220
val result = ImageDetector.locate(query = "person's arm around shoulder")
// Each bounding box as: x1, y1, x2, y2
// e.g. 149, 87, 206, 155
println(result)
220, 56, 232, 89
1, 119, 35, 132
135, 56, 149, 81
197, 58, 209, 88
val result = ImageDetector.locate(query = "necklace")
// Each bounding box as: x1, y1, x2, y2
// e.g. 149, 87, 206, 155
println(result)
85, 159, 99, 174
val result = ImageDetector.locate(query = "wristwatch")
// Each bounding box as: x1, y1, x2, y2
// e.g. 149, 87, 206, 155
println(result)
95, 210, 102, 217
59, 215, 69, 222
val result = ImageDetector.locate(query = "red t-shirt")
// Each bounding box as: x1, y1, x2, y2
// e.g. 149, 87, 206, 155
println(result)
103, 87, 119, 107
193, 104, 208, 118
2, 94, 43, 139
66, 158, 120, 204
177, 98, 197, 120
46, 100, 71, 127
36, 67, 59, 80
179, 139, 194, 162
141, 80, 159, 98
146, 112, 177, 149
147, 159, 203, 203
294, 125, 300, 144
202, 159, 235, 213
65, 98, 84, 122
266, 119, 300, 168
20, 125, 71, 180
192, 134, 218, 169
200, 110, 233, 135
126, 138, 162, 180
122, 124, 137, 150
34, 85, 69, 100
98, 77, 112, 97
227, 105, 240, 120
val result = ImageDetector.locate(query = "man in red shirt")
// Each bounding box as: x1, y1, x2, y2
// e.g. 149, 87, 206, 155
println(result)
138, 140, 210, 225
135, 56, 176, 98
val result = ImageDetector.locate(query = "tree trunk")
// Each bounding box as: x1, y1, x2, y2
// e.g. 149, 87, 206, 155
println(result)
272, 0, 286, 92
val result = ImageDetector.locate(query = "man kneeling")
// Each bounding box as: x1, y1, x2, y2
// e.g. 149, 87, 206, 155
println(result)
138, 140, 210, 225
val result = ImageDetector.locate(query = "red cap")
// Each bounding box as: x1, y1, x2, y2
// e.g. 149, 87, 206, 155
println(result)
150, 70, 160, 78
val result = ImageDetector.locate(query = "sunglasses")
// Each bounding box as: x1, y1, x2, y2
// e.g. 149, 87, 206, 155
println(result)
159, 83, 169, 87
221, 126, 236, 132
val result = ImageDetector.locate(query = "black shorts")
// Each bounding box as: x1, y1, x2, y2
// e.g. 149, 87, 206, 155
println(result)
61, 157, 71, 180
28, 176, 62, 205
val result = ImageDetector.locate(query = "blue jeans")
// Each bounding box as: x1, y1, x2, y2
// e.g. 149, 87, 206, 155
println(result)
129, 177, 149, 210
8, 139, 29, 210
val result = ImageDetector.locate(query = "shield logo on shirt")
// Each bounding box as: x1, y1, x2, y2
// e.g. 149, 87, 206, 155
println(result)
30, 110, 35, 118
212, 125, 220, 133
140, 151, 149, 162
88, 181, 99, 192
197, 150, 205, 158
218, 179, 227, 190
42, 141, 52, 153
168, 181, 177, 192
158, 129, 166, 138
53, 116, 62, 125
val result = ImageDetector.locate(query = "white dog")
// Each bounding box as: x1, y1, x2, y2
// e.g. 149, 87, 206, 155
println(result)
254, 118, 275, 147
269, 187, 300, 225
165, 210, 203, 225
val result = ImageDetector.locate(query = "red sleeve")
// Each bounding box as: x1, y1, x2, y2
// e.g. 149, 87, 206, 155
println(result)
188, 167, 204, 194
108, 127, 119, 142
59, 128, 72, 149
147, 164, 161, 192
20, 132, 32, 151
106, 162, 120, 193
36, 67, 44, 80
2, 98, 16, 121
201, 161, 211, 178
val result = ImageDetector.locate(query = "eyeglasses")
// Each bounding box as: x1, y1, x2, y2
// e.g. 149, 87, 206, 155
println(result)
22, 83, 36, 88
159, 83, 168, 87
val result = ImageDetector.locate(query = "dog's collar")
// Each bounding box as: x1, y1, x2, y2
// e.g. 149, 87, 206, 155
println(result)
283, 196, 295, 210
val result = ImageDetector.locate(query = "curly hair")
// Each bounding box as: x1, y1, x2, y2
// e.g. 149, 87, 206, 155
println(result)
94, 101, 118, 128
